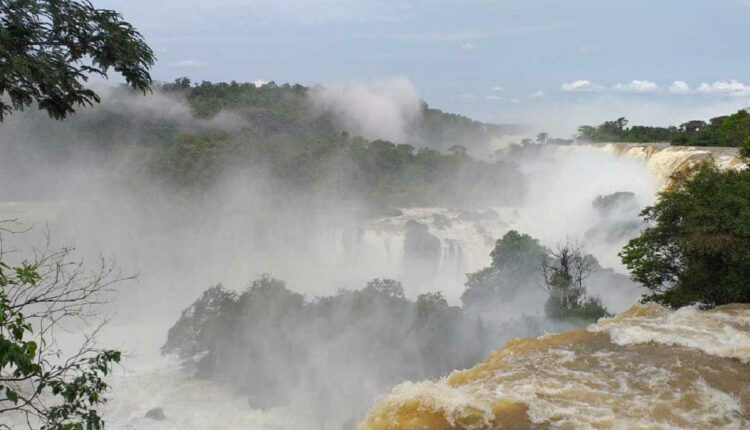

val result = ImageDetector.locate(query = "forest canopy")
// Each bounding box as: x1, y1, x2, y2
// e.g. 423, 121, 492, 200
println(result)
8, 80, 526, 208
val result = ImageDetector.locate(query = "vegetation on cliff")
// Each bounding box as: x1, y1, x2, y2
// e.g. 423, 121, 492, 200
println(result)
11, 81, 525, 207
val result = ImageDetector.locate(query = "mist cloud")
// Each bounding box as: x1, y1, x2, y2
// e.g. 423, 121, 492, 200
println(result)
309, 77, 422, 142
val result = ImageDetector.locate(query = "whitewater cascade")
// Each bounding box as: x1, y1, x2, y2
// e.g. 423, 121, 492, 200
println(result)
362, 303, 750, 430
331, 208, 512, 301
593, 143, 745, 186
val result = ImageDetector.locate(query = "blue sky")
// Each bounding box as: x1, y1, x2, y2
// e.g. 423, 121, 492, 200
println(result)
98, 0, 750, 135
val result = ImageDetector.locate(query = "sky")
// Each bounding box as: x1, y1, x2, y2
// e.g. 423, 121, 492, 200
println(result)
97, 0, 750, 135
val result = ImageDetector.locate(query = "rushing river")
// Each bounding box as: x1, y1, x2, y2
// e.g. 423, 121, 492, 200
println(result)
363, 303, 750, 429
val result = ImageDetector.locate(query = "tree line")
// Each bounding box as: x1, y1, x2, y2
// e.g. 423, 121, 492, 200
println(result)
576, 111, 750, 155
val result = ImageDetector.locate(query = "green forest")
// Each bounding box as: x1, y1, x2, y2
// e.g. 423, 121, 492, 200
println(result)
12, 80, 524, 208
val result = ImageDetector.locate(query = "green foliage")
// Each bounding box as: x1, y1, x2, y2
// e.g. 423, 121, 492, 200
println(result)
577, 117, 679, 143
620, 163, 750, 307
578, 111, 750, 147
489, 230, 547, 272
10, 79, 526, 206
0, 258, 120, 429
0, 0, 154, 121
148, 123, 524, 206
417, 102, 521, 152
717, 110, 750, 146
669, 111, 750, 147
163, 276, 486, 411
154, 131, 238, 188
742, 134, 750, 158
463, 231, 611, 322
544, 295, 610, 321
461, 230, 548, 310
541, 242, 611, 322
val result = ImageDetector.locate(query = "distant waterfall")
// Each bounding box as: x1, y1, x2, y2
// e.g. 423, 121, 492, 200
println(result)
331, 208, 509, 302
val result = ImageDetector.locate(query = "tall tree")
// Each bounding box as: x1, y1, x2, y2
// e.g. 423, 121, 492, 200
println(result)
620, 163, 750, 307
0, 0, 155, 121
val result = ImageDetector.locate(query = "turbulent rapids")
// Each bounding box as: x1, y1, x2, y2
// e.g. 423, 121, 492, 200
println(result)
362, 304, 750, 429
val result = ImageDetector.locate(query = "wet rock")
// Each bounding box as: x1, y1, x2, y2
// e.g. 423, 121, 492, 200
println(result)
586, 191, 643, 241
432, 213, 452, 230
145, 408, 167, 421
404, 220, 441, 262
457, 208, 500, 222
592, 191, 638, 218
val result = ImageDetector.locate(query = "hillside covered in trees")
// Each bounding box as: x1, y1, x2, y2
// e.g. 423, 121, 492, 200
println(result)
3, 80, 525, 207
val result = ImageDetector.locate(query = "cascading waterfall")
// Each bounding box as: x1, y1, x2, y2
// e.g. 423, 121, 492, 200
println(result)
330, 208, 509, 302
593, 142, 745, 186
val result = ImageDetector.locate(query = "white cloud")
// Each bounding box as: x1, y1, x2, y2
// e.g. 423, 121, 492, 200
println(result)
460, 41, 477, 51
510, 98, 520, 104
612, 79, 659, 93
170, 59, 205, 69
669, 81, 692, 95
529, 90, 544, 98
485, 95, 502, 101
251, 79, 267, 88
561, 80, 603, 92
491, 86, 505, 92
697, 80, 750, 97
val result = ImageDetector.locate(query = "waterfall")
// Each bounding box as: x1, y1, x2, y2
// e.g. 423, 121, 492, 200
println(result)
594, 142, 745, 186
331, 208, 509, 302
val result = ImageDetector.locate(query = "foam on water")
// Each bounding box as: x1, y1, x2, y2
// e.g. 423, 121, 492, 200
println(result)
591, 303, 750, 363
362, 304, 750, 429
100, 323, 315, 430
